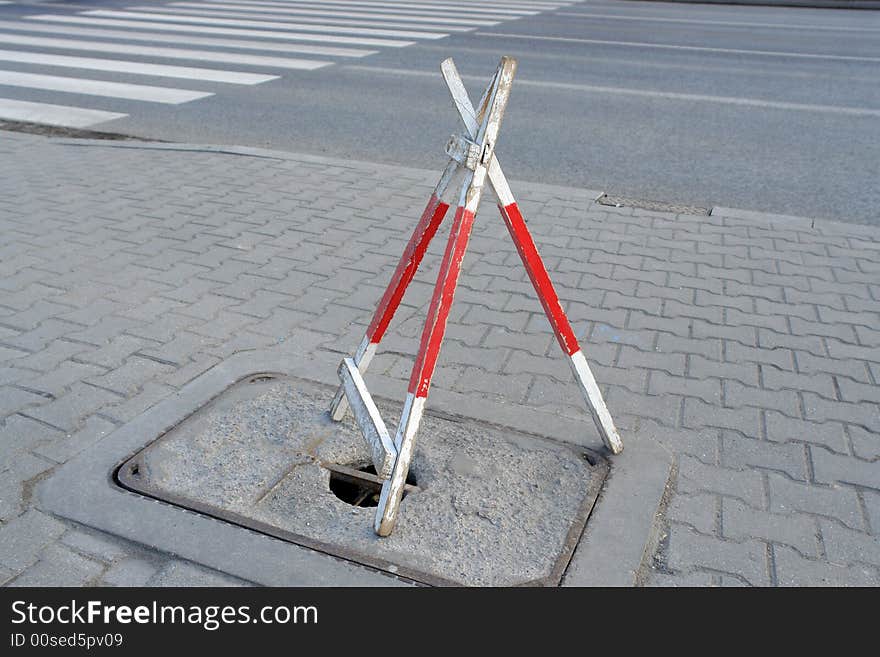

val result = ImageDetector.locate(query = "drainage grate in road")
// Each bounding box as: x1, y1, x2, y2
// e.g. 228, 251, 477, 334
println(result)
597, 193, 710, 216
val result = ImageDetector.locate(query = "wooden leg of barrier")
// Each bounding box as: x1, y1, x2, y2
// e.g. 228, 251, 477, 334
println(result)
329, 160, 456, 421
375, 57, 517, 536
498, 199, 623, 455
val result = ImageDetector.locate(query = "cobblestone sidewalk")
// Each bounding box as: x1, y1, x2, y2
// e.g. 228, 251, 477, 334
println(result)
0, 131, 878, 586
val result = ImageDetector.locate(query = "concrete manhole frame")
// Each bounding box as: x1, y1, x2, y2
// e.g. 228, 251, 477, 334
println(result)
38, 346, 673, 587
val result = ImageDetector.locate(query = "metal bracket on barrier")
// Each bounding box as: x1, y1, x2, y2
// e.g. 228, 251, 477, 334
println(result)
445, 134, 480, 170
330, 56, 624, 537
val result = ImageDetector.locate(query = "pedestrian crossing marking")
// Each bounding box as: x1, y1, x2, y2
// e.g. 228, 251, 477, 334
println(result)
0, 19, 376, 58
80, 10, 452, 39
163, 2, 502, 26
0, 70, 213, 104
0, 98, 127, 128
0, 0, 569, 129
0, 49, 279, 85
30, 14, 417, 47
0, 33, 332, 70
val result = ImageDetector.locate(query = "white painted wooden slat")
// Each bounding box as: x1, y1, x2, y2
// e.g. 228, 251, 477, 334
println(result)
338, 358, 397, 479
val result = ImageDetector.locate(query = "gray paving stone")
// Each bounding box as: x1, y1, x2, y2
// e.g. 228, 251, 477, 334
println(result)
767, 473, 864, 531
0, 413, 61, 460
0, 452, 55, 521
649, 371, 721, 405
608, 386, 681, 427
101, 557, 161, 586
863, 490, 880, 537
32, 415, 118, 464
85, 356, 175, 397
21, 360, 105, 398
796, 351, 873, 383
148, 561, 250, 587
722, 498, 819, 556
8, 543, 104, 587
0, 385, 49, 417
760, 365, 835, 399
0, 509, 66, 571
721, 432, 807, 480
692, 326, 755, 357
763, 410, 848, 452
849, 425, 880, 462
667, 492, 718, 535
677, 455, 765, 508
725, 380, 801, 418
773, 545, 877, 586
22, 383, 120, 432
617, 345, 686, 376
688, 355, 759, 387
61, 528, 133, 563
9, 340, 92, 372
803, 393, 880, 433
683, 398, 762, 438
665, 524, 770, 586
645, 570, 716, 587
818, 519, 880, 569
811, 447, 880, 490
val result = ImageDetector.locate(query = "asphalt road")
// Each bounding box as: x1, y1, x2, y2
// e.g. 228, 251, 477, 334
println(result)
1, 0, 879, 224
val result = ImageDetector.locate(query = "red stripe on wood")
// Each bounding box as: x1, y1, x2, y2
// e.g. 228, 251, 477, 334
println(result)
408, 206, 477, 398
366, 194, 450, 344
499, 202, 580, 356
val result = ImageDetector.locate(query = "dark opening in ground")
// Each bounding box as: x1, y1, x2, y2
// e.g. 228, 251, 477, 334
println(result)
328, 464, 417, 508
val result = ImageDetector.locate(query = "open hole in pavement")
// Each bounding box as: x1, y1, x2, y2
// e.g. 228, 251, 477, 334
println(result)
327, 463, 417, 508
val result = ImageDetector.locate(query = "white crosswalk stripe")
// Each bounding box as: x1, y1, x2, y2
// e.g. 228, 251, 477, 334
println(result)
0, 49, 278, 84
0, 34, 332, 70
79, 10, 453, 39
0, 98, 127, 128
0, 0, 570, 129
235, 0, 559, 13
0, 20, 376, 58
29, 15, 416, 47
127, 6, 479, 32
0, 71, 213, 103
161, 3, 503, 26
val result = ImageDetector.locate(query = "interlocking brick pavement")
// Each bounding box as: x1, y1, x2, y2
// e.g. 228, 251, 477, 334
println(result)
0, 131, 878, 586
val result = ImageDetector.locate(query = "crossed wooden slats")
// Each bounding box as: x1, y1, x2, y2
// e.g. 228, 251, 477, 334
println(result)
330, 56, 623, 537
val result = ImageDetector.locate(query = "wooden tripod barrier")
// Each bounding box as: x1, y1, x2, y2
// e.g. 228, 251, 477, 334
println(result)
330, 56, 623, 537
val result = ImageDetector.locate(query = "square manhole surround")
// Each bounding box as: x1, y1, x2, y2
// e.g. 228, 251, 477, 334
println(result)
114, 373, 608, 587
37, 347, 673, 587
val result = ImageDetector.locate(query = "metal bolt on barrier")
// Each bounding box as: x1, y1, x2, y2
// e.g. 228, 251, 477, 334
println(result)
331, 56, 624, 537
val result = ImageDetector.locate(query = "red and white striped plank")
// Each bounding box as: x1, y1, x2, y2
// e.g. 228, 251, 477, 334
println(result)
499, 200, 623, 454
375, 57, 517, 537
442, 57, 623, 455
329, 158, 455, 422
